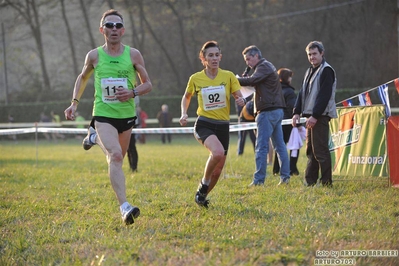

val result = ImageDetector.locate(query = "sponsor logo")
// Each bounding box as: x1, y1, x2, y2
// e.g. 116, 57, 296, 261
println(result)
329, 110, 360, 170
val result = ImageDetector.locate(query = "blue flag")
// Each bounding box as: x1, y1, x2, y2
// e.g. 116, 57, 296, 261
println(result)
377, 84, 390, 117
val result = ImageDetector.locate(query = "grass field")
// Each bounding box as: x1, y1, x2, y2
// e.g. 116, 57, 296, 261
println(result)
1, 134, 398, 265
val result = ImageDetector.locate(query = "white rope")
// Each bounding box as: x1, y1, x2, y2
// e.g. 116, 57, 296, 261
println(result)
0, 118, 307, 136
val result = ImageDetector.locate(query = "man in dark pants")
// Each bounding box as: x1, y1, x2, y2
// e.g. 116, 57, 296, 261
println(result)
128, 99, 141, 172
292, 41, 337, 187
273, 68, 299, 176
127, 133, 138, 172
157, 104, 173, 143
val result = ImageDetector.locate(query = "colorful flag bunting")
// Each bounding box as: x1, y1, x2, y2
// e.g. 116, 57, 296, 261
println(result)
358, 92, 372, 106
394, 78, 399, 94
377, 84, 391, 116
342, 99, 353, 107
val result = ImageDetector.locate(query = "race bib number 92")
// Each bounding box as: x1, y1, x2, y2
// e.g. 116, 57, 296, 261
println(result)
201, 85, 227, 111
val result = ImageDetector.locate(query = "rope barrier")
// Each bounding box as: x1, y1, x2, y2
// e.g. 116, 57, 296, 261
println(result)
0, 118, 307, 136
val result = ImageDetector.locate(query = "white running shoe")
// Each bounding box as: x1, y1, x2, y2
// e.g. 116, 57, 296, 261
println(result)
82, 127, 96, 150
121, 204, 140, 225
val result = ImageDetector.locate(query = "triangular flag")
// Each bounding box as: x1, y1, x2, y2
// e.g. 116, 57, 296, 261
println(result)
342, 99, 352, 107
358, 94, 365, 106
378, 84, 391, 117
394, 78, 399, 94
365, 92, 372, 105
358, 92, 372, 106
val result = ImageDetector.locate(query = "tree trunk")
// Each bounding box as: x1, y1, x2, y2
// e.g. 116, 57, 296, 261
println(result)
79, 0, 96, 48
60, 0, 78, 77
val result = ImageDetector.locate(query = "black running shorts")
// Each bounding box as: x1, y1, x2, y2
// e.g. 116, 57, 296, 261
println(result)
194, 117, 229, 155
91, 116, 137, 133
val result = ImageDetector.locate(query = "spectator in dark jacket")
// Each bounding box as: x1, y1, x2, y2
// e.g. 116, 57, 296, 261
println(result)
157, 104, 173, 143
292, 41, 337, 187
236, 93, 256, 155
237, 45, 290, 186
273, 68, 300, 176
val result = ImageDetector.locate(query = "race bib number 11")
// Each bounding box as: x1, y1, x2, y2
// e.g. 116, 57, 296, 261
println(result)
201, 85, 226, 111
101, 78, 128, 104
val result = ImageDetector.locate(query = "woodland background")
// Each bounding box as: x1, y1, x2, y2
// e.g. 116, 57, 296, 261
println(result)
0, 0, 398, 122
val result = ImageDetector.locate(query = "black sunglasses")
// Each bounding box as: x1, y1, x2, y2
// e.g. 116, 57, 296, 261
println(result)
103, 22, 124, 29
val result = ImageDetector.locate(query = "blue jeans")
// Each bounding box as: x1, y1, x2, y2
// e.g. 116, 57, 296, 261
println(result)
253, 109, 290, 184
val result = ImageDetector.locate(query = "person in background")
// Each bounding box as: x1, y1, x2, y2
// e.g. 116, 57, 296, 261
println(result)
136, 106, 148, 144
127, 118, 139, 173
273, 68, 299, 176
127, 97, 141, 173
157, 104, 173, 143
239, 97, 273, 164
236, 93, 256, 155
7, 114, 14, 124
179, 40, 246, 208
39, 112, 51, 141
63, 9, 152, 225
74, 111, 86, 139
7, 114, 17, 141
292, 41, 337, 187
74, 111, 85, 128
237, 45, 290, 186
50, 110, 65, 140
267, 140, 273, 166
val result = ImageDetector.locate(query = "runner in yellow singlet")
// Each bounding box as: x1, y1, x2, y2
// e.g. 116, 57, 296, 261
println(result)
180, 41, 246, 208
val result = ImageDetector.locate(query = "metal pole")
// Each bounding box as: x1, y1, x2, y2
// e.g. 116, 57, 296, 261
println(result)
35, 122, 38, 166
2, 22, 9, 105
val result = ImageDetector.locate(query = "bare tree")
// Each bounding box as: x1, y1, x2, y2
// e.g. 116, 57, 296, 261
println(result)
140, 1, 183, 91
0, 0, 397, 102
241, 0, 251, 43
79, 0, 96, 48
122, 0, 146, 51
162, 0, 194, 74
106, 0, 114, 9
60, 0, 78, 77
3, 0, 51, 101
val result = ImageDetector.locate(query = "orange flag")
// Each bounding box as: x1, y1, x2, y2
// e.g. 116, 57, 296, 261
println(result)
394, 78, 399, 94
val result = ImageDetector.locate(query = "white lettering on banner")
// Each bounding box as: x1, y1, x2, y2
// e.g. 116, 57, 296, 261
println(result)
329, 124, 362, 151
101, 78, 128, 104
201, 86, 226, 111
348, 154, 386, 165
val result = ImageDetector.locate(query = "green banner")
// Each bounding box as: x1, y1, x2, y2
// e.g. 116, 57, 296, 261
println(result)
329, 105, 388, 177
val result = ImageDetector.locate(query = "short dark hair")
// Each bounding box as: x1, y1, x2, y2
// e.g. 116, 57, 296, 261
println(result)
306, 41, 325, 54
242, 45, 262, 58
199, 40, 221, 59
100, 9, 124, 26
277, 68, 293, 84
